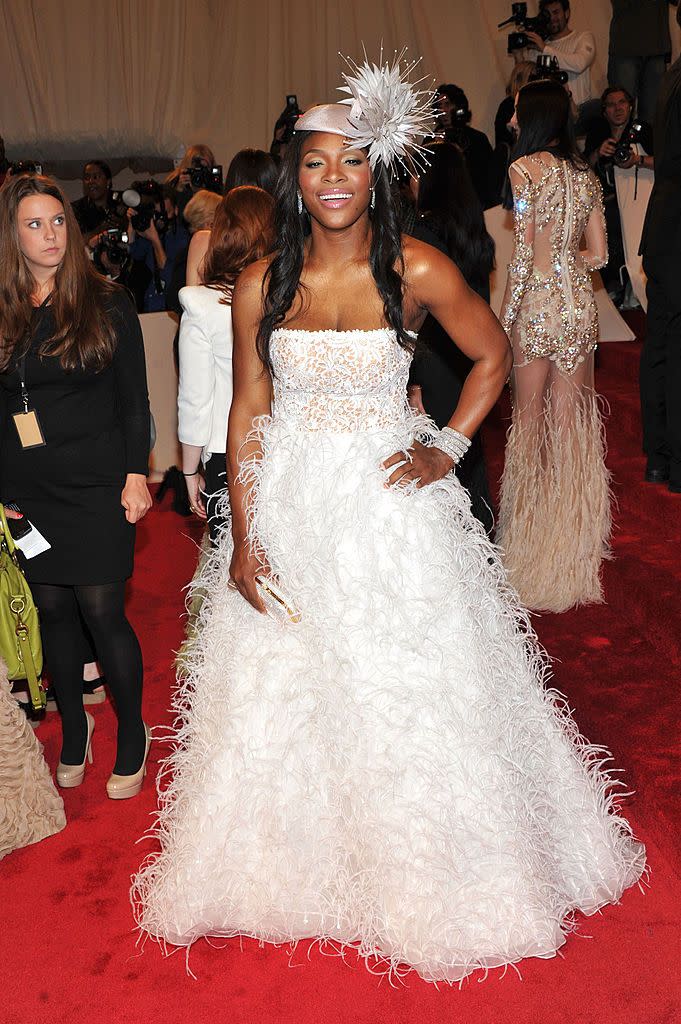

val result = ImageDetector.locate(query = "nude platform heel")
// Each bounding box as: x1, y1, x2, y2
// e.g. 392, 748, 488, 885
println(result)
106, 723, 151, 800
56, 712, 95, 788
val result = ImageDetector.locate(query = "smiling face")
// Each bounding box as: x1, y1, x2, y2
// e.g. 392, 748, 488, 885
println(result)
544, 1, 569, 36
298, 132, 372, 228
17, 194, 67, 281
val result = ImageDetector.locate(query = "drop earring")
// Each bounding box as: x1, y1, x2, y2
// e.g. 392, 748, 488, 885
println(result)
369, 186, 376, 211
297, 189, 304, 215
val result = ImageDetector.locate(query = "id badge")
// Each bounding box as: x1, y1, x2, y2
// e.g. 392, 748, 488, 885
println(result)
12, 408, 46, 449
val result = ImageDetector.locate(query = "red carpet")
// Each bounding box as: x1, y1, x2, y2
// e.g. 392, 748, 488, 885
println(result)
4, 335, 680, 1024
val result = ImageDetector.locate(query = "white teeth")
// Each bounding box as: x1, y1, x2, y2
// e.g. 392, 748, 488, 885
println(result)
319, 193, 352, 200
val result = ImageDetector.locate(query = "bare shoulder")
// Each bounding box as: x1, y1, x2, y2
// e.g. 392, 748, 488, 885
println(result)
232, 254, 274, 318
402, 234, 454, 284
401, 234, 464, 312
234, 254, 273, 294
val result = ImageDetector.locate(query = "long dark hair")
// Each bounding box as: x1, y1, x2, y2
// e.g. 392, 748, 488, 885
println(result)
0, 174, 118, 371
256, 130, 410, 372
503, 80, 585, 208
225, 149, 278, 196
417, 142, 494, 296
203, 186, 275, 303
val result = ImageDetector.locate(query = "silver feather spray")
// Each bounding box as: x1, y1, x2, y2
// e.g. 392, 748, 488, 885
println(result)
337, 48, 440, 172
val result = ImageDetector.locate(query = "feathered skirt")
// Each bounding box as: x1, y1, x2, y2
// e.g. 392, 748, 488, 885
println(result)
132, 412, 644, 984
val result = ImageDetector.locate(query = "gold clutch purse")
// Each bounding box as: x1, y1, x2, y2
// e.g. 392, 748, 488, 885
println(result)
255, 575, 302, 624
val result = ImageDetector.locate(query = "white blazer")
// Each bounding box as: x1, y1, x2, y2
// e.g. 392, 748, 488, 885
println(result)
177, 285, 233, 457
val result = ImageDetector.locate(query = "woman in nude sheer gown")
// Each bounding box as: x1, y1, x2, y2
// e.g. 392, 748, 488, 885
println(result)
498, 80, 610, 613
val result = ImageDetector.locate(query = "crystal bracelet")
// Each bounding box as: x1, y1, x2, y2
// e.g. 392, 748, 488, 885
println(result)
431, 427, 472, 466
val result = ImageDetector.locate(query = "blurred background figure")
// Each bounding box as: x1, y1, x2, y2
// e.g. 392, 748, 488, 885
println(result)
434, 84, 498, 208
183, 189, 222, 234
225, 148, 278, 194
177, 186, 275, 543
639, 2, 681, 494
608, 0, 680, 124
72, 160, 120, 243
584, 85, 654, 307
407, 142, 495, 531
184, 149, 278, 291
166, 143, 221, 217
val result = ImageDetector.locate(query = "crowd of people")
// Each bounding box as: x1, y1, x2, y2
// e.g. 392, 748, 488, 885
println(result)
1, 0, 680, 989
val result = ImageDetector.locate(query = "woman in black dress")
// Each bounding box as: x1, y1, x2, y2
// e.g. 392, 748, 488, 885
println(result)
408, 142, 496, 531
0, 174, 152, 799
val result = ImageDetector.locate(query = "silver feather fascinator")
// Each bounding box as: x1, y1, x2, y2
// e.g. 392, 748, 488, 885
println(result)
295, 49, 438, 172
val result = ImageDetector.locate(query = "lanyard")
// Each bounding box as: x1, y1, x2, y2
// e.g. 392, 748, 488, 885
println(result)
18, 352, 30, 413
18, 293, 52, 412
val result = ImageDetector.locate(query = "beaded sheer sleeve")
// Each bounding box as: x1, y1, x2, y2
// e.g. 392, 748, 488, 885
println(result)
500, 161, 536, 336
500, 153, 608, 375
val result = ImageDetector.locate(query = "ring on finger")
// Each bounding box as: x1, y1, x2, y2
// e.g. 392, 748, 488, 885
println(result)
227, 578, 237, 590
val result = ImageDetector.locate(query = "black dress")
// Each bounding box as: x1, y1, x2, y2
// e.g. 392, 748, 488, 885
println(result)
408, 219, 495, 534
0, 290, 150, 585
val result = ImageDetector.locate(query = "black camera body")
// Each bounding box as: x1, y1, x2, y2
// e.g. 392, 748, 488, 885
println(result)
614, 121, 643, 163
500, 2, 551, 53
188, 158, 223, 193
99, 227, 129, 262
125, 181, 167, 233
9, 160, 43, 175
276, 94, 302, 145
529, 54, 568, 86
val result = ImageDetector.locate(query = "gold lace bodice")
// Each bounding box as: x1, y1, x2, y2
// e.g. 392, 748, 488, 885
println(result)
500, 154, 608, 375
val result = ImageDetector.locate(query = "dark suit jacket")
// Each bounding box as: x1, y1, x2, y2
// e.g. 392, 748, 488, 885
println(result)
641, 56, 681, 291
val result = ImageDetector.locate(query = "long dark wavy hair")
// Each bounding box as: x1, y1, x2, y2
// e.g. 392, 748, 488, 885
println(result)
417, 142, 494, 297
256, 130, 410, 372
503, 80, 586, 208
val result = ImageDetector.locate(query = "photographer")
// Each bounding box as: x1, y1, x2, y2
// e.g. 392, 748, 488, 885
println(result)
434, 84, 497, 208
72, 161, 121, 243
270, 96, 301, 165
127, 181, 189, 312
165, 144, 221, 216
585, 86, 654, 304
523, 0, 596, 124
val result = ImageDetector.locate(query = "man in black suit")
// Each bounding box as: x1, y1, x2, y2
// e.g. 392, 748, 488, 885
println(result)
640, 4, 681, 493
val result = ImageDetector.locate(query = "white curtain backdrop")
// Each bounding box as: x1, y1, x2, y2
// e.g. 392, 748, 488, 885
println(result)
0, 0, 679, 172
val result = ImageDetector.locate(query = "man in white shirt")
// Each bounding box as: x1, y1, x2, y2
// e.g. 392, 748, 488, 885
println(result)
525, 0, 597, 119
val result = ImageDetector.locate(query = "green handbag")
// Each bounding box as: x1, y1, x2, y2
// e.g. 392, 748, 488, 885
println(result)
0, 503, 45, 711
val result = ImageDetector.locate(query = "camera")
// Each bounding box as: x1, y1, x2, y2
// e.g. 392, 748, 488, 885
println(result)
529, 54, 568, 86
9, 160, 43, 175
276, 94, 302, 145
498, 2, 551, 53
614, 121, 643, 163
97, 227, 129, 263
188, 157, 223, 193
124, 181, 167, 233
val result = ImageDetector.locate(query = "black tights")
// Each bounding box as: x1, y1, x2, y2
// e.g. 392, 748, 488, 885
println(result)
33, 581, 145, 775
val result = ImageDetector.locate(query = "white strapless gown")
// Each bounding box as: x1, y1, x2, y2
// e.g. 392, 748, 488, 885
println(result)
132, 328, 645, 984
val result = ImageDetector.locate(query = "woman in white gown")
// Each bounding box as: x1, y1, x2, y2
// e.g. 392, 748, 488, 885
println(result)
132, 58, 645, 984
